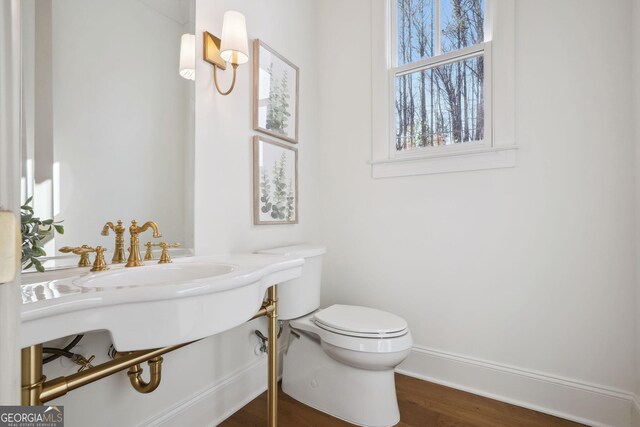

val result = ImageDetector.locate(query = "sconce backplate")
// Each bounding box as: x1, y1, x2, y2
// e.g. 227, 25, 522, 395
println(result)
203, 31, 227, 70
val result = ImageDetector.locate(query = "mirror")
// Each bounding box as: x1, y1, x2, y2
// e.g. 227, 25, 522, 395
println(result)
20, 0, 195, 270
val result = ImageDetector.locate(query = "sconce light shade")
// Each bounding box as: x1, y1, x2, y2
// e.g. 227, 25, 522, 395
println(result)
219, 11, 248, 65
179, 33, 196, 80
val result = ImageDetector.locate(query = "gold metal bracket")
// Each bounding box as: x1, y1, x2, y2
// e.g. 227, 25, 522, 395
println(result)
0, 211, 20, 284
203, 31, 226, 69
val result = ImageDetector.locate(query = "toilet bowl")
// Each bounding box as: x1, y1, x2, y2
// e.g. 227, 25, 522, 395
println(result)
257, 244, 412, 427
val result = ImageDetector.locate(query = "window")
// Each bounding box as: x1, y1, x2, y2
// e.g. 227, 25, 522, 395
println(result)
392, 0, 489, 154
371, 0, 515, 178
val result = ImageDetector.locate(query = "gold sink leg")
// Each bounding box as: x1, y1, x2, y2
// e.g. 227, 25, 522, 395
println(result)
267, 285, 278, 427
21, 345, 44, 406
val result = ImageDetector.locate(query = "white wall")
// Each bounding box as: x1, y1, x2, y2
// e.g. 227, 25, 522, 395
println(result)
43, 1, 321, 426
193, 0, 321, 254
317, 0, 637, 425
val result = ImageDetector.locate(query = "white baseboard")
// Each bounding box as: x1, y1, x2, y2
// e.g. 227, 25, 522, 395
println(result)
138, 356, 268, 427
396, 345, 635, 427
137, 343, 635, 427
632, 396, 640, 427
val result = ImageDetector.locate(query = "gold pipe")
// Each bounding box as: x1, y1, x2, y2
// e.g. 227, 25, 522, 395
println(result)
250, 300, 275, 321
21, 345, 44, 405
267, 285, 278, 427
39, 342, 190, 403
126, 357, 163, 393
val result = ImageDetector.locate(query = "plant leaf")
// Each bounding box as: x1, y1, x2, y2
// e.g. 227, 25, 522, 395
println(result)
32, 258, 44, 272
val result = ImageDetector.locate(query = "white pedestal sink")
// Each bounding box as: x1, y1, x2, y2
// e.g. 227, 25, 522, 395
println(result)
20, 254, 304, 350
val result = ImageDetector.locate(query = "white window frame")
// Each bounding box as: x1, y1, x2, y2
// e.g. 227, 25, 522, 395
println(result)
371, 0, 516, 178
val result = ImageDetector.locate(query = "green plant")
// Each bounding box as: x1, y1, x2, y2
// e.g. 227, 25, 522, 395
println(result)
21, 197, 64, 272
260, 167, 273, 214
265, 67, 291, 135
271, 153, 287, 220
286, 177, 294, 221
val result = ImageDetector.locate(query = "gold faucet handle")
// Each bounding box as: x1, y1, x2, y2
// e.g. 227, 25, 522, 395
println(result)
60, 245, 91, 254
144, 242, 154, 261
157, 243, 181, 264
91, 246, 109, 272
60, 245, 94, 267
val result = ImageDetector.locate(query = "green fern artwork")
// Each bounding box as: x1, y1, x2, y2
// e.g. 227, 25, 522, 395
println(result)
255, 41, 299, 143
255, 137, 297, 225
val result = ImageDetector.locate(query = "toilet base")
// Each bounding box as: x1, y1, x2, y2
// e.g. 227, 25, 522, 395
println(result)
282, 329, 401, 427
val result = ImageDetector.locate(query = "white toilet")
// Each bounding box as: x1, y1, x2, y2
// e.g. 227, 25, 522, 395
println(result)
258, 244, 413, 427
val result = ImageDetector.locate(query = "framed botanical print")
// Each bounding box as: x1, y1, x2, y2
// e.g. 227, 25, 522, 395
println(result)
253, 136, 298, 225
253, 39, 299, 144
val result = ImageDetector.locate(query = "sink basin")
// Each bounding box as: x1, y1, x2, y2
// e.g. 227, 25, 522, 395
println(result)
74, 262, 236, 289
21, 254, 304, 350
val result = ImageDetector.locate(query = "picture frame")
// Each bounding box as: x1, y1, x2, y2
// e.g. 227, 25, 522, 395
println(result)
253, 136, 298, 225
253, 39, 300, 144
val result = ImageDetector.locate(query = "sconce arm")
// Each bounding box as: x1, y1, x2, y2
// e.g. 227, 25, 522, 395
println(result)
213, 63, 239, 96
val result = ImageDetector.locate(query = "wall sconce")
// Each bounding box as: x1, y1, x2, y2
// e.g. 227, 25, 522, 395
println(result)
179, 34, 196, 81
203, 11, 248, 96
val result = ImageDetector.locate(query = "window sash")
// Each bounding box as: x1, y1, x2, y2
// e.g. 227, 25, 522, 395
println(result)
394, 42, 486, 77
391, 0, 488, 68
388, 42, 492, 159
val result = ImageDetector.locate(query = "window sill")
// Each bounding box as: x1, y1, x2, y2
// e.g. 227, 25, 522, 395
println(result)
370, 146, 517, 178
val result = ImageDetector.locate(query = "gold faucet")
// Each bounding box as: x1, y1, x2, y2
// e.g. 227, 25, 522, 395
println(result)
101, 220, 126, 264
126, 220, 161, 267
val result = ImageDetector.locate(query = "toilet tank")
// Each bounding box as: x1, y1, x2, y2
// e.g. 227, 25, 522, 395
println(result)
257, 244, 326, 320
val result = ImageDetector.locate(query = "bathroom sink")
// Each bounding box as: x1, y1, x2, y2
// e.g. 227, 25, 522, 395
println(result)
20, 254, 304, 351
73, 262, 236, 289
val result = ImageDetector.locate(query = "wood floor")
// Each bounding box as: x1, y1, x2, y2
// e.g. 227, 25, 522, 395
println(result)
219, 374, 583, 427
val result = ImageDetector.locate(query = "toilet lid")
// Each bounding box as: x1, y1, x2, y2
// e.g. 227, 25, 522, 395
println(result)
313, 305, 408, 338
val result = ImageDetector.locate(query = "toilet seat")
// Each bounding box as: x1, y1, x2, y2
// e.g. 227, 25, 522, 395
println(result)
290, 305, 412, 354
313, 304, 408, 338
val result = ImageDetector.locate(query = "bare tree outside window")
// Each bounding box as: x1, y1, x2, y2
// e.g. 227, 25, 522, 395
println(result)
395, 0, 484, 151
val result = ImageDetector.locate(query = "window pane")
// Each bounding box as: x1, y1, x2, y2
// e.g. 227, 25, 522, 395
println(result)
397, 0, 435, 66
441, 0, 484, 53
395, 55, 484, 151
